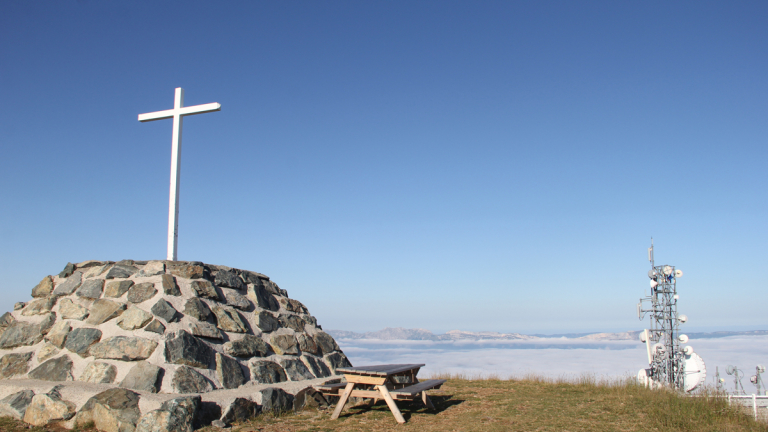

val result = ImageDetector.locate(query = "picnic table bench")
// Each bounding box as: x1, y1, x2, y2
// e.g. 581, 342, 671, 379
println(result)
315, 364, 446, 424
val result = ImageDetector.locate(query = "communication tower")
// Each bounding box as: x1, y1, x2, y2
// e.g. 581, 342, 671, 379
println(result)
636, 240, 706, 392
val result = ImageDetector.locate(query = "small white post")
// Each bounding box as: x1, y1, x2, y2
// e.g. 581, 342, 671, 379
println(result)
139, 88, 221, 261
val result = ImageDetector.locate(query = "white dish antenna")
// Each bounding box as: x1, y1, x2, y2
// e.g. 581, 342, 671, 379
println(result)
663, 265, 673, 275
683, 352, 707, 392
639, 332, 647, 342
679, 334, 689, 343
650, 280, 659, 288
678, 314, 688, 323
683, 345, 694, 355
648, 269, 656, 279
726, 365, 737, 375
674, 269, 683, 278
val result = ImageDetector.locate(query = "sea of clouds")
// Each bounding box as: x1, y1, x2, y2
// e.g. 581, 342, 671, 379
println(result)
337, 335, 768, 388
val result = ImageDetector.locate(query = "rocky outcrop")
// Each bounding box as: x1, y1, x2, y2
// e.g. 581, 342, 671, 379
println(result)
0, 260, 352, 430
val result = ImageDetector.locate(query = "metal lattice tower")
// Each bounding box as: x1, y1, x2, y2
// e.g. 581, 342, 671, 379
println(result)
637, 240, 693, 391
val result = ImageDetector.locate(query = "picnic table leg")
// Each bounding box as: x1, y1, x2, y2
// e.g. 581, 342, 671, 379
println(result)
422, 391, 435, 409
376, 385, 406, 424
330, 383, 355, 420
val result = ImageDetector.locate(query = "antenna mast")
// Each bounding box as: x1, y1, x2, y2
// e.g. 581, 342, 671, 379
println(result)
637, 241, 705, 391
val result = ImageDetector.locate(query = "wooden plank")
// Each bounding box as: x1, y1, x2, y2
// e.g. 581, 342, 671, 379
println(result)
390, 379, 447, 396
376, 384, 406, 424
330, 382, 355, 420
350, 389, 384, 398
422, 392, 435, 409
336, 364, 425, 377
344, 374, 387, 385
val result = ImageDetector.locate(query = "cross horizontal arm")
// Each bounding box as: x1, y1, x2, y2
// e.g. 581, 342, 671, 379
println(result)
138, 102, 221, 122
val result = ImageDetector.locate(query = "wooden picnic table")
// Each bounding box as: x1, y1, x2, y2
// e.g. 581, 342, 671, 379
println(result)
316, 363, 446, 424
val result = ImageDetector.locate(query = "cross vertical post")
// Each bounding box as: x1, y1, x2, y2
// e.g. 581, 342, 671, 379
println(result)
139, 88, 221, 261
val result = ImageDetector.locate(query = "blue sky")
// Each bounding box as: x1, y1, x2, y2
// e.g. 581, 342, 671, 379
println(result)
1, 1, 766, 334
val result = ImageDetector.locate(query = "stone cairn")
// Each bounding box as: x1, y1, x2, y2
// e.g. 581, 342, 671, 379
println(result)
0, 260, 352, 431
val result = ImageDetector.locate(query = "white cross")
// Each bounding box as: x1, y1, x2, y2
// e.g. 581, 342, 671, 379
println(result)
138, 88, 221, 261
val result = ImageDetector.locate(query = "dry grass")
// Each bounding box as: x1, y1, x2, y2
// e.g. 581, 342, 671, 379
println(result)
2, 376, 765, 432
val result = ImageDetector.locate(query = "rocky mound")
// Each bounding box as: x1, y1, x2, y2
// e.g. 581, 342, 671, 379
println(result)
0, 260, 351, 430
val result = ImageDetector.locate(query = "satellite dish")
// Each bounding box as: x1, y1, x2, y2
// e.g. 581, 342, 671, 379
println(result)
678, 315, 688, 323
648, 270, 656, 279
675, 269, 683, 278
683, 345, 694, 355
637, 368, 650, 385
679, 334, 689, 343
726, 365, 736, 375
674, 294, 679, 300
751, 375, 758, 384
758, 365, 766, 373
650, 280, 659, 288
639, 332, 647, 342
683, 352, 707, 392
663, 265, 673, 275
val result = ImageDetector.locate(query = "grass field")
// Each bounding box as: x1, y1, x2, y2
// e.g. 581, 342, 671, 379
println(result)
2, 375, 766, 432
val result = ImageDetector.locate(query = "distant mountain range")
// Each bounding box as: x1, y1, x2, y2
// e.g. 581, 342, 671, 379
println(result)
327, 327, 768, 342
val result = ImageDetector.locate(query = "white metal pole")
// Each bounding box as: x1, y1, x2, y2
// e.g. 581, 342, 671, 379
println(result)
167, 88, 184, 261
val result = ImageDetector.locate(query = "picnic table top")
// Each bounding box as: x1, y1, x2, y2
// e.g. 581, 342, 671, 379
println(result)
336, 364, 425, 377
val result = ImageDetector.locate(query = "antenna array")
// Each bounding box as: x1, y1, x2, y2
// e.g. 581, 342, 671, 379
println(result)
636, 240, 706, 392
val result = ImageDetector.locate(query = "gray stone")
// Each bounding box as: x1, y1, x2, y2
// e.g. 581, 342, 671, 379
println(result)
76, 279, 104, 299
165, 330, 213, 368
0, 390, 35, 420
240, 270, 267, 285
255, 311, 279, 332
249, 360, 287, 384
106, 264, 138, 279
52, 271, 82, 296
86, 298, 127, 325
223, 290, 251, 310
196, 402, 222, 429
58, 298, 89, 320
77, 260, 109, 269
28, 355, 73, 381
183, 298, 210, 321
64, 327, 102, 357
152, 299, 179, 323
31, 276, 54, 298
260, 388, 294, 413
280, 358, 314, 381
105, 280, 134, 298
0, 312, 15, 327
58, 262, 75, 278
296, 333, 319, 355
314, 331, 340, 354
137, 261, 165, 277
37, 343, 59, 362
0, 352, 32, 378
0, 321, 43, 348
116, 306, 153, 330
189, 321, 222, 339
214, 270, 245, 290
89, 336, 158, 361
172, 366, 214, 394
324, 352, 352, 373
23, 387, 76, 426
190, 280, 219, 300
224, 335, 271, 358
303, 355, 332, 378
247, 284, 279, 311
21, 296, 56, 316
120, 361, 163, 393
270, 334, 299, 355
215, 353, 245, 389
45, 321, 71, 348
75, 388, 141, 432
144, 319, 166, 334
293, 387, 329, 411
279, 298, 309, 314
168, 262, 206, 279
38, 312, 56, 335
219, 398, 258, 425
211, 306, 248, 333
127, 282, 158, 303
13, 302, 25, 310
135, 395, 200, 432
80, 361, 117, 384
161, 274, 181, 296
83, 263, 112, 278
278, 314, 306, 332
